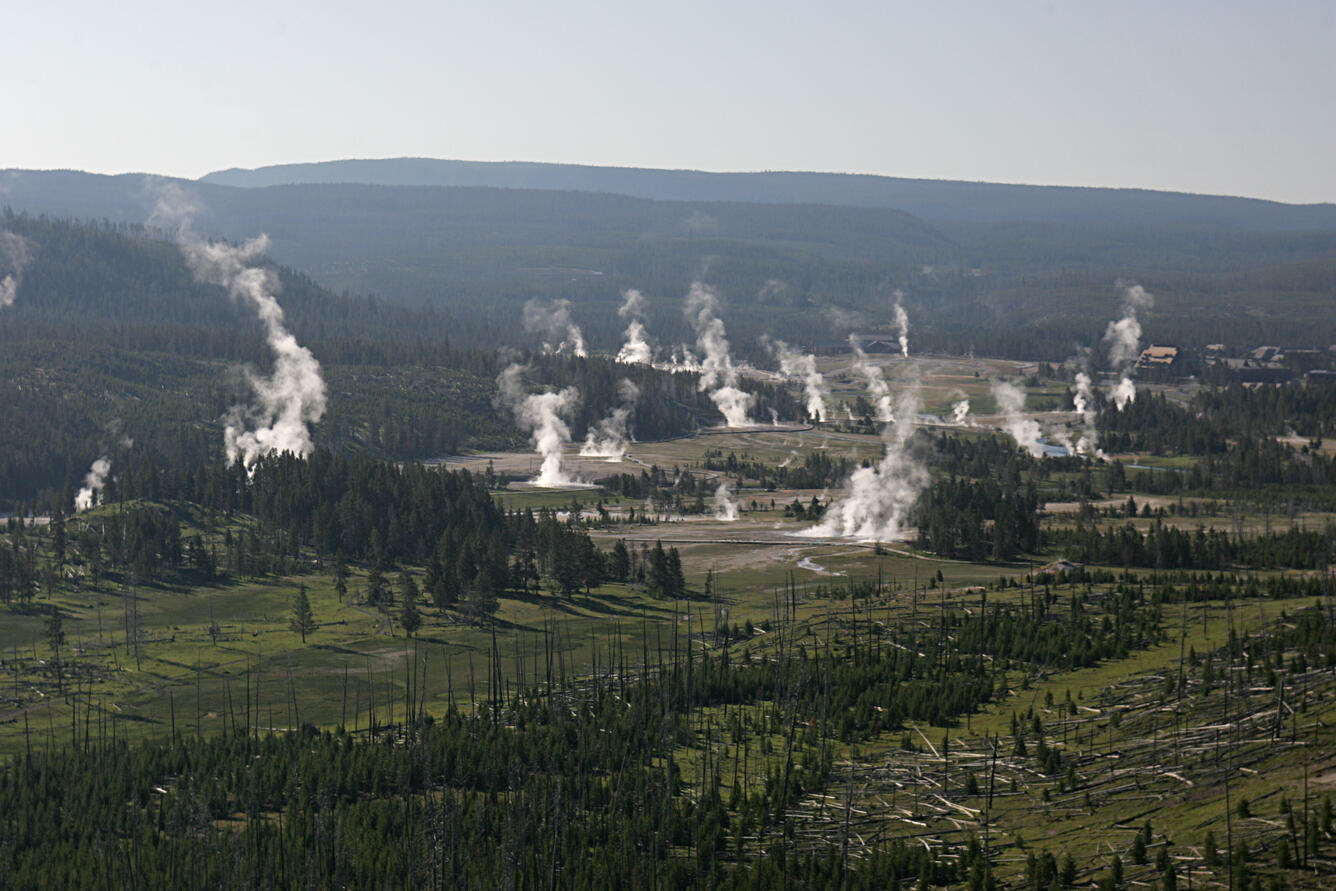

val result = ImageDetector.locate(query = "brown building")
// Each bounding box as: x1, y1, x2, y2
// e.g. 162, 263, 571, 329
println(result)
1135, 344, 1180, 370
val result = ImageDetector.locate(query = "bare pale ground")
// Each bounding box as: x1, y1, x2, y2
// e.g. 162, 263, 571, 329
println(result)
419, 352, 1081, 582
423, 352, 1274, 581
1043, 495, 1188, 514
1278, 433, 1335, 454
427, 422, 925, 581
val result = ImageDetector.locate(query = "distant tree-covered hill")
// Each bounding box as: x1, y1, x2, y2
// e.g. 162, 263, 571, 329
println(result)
3, 169, 1333, 360
199, 157, 1336, 231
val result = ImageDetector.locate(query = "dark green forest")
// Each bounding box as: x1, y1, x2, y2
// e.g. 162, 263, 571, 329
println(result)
0, 215, 796, 506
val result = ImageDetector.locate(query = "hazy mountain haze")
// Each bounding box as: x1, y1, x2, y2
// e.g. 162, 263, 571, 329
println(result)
198, 158, 1336, 230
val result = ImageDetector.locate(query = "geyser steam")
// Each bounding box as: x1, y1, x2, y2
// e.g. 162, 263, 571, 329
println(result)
893, 292, 910, 358
1103, 281, 1153, 410
183, 236, 328, 467
951, 397, 971, 425
580, 379, 640, 460
992, 379, 1046, 457
1072, 371, 1104, 458
849, 335, 893, 422
498, 364, 581, 487
713, 480, 740, 522
766, 338, 828, 422
684, 282, 753, 427
615, 289, 653, 364
74, 457, 111, 512
0, 230, 34, 309
803, 386, 927, 542
524, 298, 587, 357
805, 305, 928, 542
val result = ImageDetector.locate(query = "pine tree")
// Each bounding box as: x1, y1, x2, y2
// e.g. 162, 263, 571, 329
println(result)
45, 606, 65, 658
647, 542, 669, 599
667, 547, 686, 598
333, 555, 349, 603
290, 584, 316, 643
50, 508, 66, 567
399, 573, 422, 636
366, 563, 388, 611
609, 539, 630, 582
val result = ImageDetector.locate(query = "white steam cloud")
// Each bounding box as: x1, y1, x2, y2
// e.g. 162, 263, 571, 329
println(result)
615, 289, 653, 364
660, 345, 702, 374
148, 184, 326, 467
183, 236, 328, 467
0, 230, 34, 309
1103, 281, 1154, 410
713, 481, 739, 522
766, 338, 828, 422
803, 385, 928, 542
1072, 371, 1106, 458
74, 457, 111, 512
849, 335, 894, 422
992, 380, 1046, 458
893, 292, 910, 358
806, 302, 928, 542
1108, 377, 1136, 411
684, 282, 753, 427
951, 398, 971, 426
1072, 371, 1094, 418
822, 304, 863, 331
524, 298, 587, 357
580, 379, 640, 460
498, 364, 581, 486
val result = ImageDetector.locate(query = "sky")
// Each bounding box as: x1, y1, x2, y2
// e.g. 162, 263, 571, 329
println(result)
4, 0, 1334, 204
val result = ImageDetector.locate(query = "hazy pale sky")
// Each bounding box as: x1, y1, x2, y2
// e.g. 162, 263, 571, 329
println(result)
5, 0, 1333, 203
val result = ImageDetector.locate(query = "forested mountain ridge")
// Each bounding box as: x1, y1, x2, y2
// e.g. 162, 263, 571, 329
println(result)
199, 156, 1336, 230
5, 169, 1334, 358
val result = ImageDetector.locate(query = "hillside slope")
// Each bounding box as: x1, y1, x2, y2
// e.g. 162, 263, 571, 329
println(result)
4, 170, 1334, 357
200, 157, 1336, 230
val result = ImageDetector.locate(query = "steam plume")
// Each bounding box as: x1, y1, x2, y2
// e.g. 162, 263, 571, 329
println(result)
74, 458, 111, 512
524, 298, 587, 357
802, 383, 928, 542
1072, 371, 1094, 418
684, 282, 753, 426
951, 398, 971, 425
713, 481, 739, 522
498, 364, 581, 486
661, 345, 701, 374
1103, 281, 1153, 410
615, 289, 653, 364
1072, 371, 1104, 458
0, 230, 34, 309
805, 300, 928, 542
147, 184, 326, 467
822, 304, 862, 331
580, 379, 639, 460
892, 292, 910, 358
849, 335, 893, 422
992, 380, 1046, 457
183, 236, 328, 466
766, 338, 828, 422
